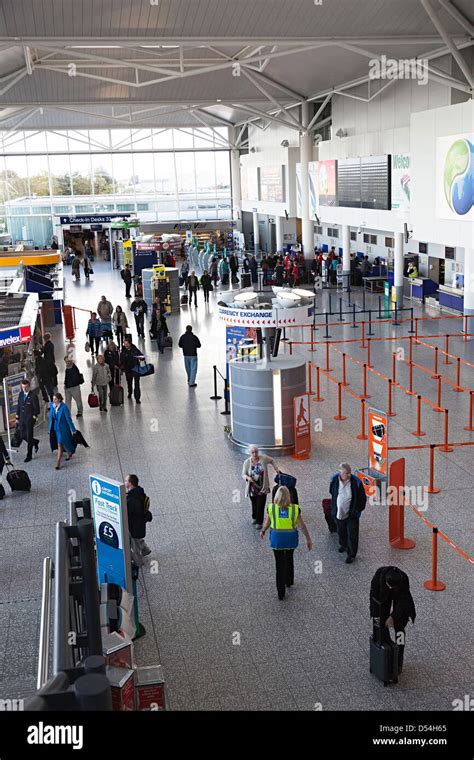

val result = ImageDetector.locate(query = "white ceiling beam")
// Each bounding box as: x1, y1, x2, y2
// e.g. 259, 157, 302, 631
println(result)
419, 0, 473, 86
2, 108, 41, 137
34, 43, 178, 78
234, 125, 247, 147
306, 94, 332, 132
238, 68, 303, 128
3, 36, 469, 47
194, 107, 236, 127
232, 103, 303, 132
259, 45, 278, 72
0, 69, 29, 96
189, 111, 230, 146
437, 0, 474, 36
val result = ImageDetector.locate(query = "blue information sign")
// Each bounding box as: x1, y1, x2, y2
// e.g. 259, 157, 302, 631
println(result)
89, 475, 132, 592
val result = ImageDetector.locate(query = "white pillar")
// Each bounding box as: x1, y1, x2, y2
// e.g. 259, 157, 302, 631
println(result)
342, 224, 350, 290
253, 210, 259, 254
464, 248, 474, 340
275, 216, 283, 253
229, 127, 242, 231
394, 232, 404, 305
300, 101, 314, 258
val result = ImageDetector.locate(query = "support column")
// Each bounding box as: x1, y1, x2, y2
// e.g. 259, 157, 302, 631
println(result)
275, 216, 283, 254
394, 231, 404, 306
300, 101, 314, 259
229, 127, 242, 231
253, 211, 259, 254
464, 248, 474, 340
342, 224, 350, 291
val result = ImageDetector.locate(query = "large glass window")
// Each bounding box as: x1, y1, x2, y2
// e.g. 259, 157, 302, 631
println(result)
27, 154, 50, 196
175, 152, 196, 194
131, 130, 153, 149
68, 130, 91, 151
70, 154, 92, 195
110, 130, 132, 151
153, 129, 173, 150
89, 130, 111, 150
112, 153, 135, 194
24, 131, 48, 152
194, 152, 216, 193
132, 153, 155, 193
4, 156, 28, 198
154, 153, 175, 196
49, 155, 72, 195
46, 132, 69, 152
91, 154, 115, 194
173, 129, 194, 149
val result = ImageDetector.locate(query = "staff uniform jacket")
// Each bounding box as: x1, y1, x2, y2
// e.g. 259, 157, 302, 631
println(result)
329, 473, 367, 521
113, 311, 129, 330
49, 402, 76, 453
16, 390, 40, 437
91, 363, 112, 387
370, 566, 416, 632
242, 454, 278, 497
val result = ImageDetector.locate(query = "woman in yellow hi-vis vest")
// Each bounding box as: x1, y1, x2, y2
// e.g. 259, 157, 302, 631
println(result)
260, 486, 312, 600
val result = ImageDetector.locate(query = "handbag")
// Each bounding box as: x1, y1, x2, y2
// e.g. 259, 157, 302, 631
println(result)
133, 356, 155, 377
85, 341, 91, 353
79, 373, 85, 385
208, 283, 214, 291
88, 392, 99, 408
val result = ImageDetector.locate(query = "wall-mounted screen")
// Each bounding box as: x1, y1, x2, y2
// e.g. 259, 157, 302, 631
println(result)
337, 158, 361, 208
361, 155, 391, 210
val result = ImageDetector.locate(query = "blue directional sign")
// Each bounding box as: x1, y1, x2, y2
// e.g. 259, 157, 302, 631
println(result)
89, 475, 132, 592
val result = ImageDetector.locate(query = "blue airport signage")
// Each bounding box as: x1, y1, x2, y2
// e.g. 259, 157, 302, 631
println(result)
89, 474, 132, 592
60, 214, 131, 225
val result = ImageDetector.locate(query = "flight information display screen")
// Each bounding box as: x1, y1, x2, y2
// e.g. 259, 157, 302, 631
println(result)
361, 155, 391, 210
337, 158, 361, 207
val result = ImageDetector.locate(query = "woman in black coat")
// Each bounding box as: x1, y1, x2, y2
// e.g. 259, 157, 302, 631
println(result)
370, 566, 416, 673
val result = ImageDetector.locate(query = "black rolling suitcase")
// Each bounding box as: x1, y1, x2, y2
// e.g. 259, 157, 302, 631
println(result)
110, 384, 124, 406
322, 498, 337, 533
6, 463, 31, 492
370, 604, 399, 686
242, 273, 252, 288
164, 335, 173, 348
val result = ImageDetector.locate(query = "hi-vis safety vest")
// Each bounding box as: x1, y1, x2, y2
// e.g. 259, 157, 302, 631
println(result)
268, 503, 300, 550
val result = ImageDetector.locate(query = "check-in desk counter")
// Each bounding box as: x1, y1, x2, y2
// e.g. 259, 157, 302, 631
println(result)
403, 277, 438, 303
438, 284, 464, 313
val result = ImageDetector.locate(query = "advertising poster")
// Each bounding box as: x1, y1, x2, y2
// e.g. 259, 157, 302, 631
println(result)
225, 325, 257, 399
391, 153, 411, 215
89, 475, 132, 592
2, 372, 26, 436
259, 165, 284, 203
317, 160, 337, 206
368, 408, 388, 476
123, 240, 133, 267
436, 134, 474, 221
293, 393, 311, 459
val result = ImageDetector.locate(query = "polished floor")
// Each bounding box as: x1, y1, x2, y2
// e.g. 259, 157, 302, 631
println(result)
0, 258, 472, 710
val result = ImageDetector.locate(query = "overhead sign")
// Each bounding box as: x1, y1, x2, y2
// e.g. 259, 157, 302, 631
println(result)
218, 303, 313, 328
293, 393, 311, 460
0, 325, 31, 349
368, 407, 388, 477
60, 215, 131, 224
89, 475, 132, 593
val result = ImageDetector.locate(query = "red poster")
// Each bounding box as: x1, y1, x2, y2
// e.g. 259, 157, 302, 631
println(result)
293, 393, 311, 460
368, 407, 388, 476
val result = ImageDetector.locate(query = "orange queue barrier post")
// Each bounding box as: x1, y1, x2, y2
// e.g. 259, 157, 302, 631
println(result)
434, 375, 442, 412
392, 352, 397, 385
307, 361, 313, 395
440, 409, 453, 453
289, 341, 293, 355
406, 361, 415, 396
334, 382, 346, 421
367, 338, 371, 369
444, 334, 451, 365
357, 398, 368, 440
409, 335, 413, 363
431, 346, 439, 378
361, 363, 370, 399
342, 352, 349, 386
387, 378, 396, 417
361, 320, 366, 349
465, 391, 474, 432
62, 305, 75, 342
453, 357, 462, 392
424, 528, 446, 592
309, 325, 316, 353
425, 444, 440, 494
411, 395, 426, 436
324, 342, 332, 372
313, 365, 324, 402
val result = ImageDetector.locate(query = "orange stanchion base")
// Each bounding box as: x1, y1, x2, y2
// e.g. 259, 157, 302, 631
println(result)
425, 484, 441, 494
334, 414, 347, 421
439, 445, 454, 453
390, 537, 416, 550
356, 432, 368, 440
411, 429, 426, 437
424, 579, 446, 591
464, 425, 474, 432
293, 452, 310, 460
387, 411, 396, 417
312, 395, 324, 402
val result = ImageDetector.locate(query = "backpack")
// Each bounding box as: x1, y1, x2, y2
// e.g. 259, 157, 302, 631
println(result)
144, 494, 153, 522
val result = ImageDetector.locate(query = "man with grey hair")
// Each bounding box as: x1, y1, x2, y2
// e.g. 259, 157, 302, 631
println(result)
329, 463, 366, 563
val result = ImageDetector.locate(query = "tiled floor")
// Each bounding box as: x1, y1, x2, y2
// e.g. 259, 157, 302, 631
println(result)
0, 258, 472, 710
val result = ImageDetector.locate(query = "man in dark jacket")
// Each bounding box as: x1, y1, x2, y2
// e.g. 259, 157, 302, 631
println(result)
64, 357, 84, 417
41, 332, 55, 367
130, 296, 148, 339
120, 339, 142, 403
249, 255, 258, 284
178, 325, 201, 387
370, 566, 416, 673
329, 462, 366, 563
126, 473, 151, 560
121, 264, 133, 298
187, 271, 200, 307
229, 253, 239, 283
16, 379, 40, 462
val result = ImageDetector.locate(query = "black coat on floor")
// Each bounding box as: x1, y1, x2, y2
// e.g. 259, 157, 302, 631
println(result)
370, 566, 416, 631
